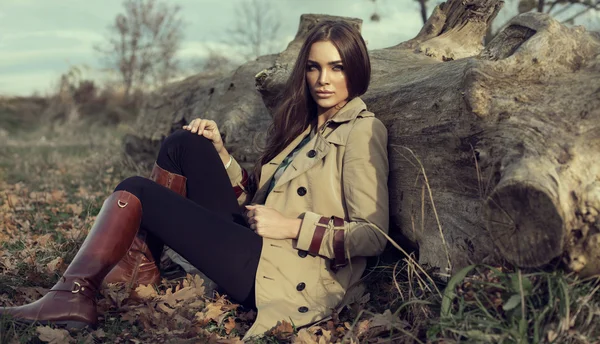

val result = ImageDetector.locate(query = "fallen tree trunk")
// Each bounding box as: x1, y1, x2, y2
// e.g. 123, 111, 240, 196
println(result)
125, 1, 600, 276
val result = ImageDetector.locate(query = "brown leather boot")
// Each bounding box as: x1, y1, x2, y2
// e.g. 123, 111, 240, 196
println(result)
103, 163, 187, 289
0, 191, 141, 329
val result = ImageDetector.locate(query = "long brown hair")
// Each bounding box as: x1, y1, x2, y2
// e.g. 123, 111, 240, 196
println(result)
253, 20, 371, 183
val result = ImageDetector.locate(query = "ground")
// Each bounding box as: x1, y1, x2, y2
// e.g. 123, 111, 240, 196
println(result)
0, 119, 599, 343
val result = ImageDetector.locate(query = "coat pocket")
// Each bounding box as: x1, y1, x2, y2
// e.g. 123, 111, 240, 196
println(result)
314, 257, 346, 310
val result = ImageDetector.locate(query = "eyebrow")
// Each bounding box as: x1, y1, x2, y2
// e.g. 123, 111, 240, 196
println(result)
307, 59, 343, 65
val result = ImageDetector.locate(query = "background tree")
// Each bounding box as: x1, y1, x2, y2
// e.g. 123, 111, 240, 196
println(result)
520, 0, 599, 23
95, 0, 184, 98
226, 0, 282, 61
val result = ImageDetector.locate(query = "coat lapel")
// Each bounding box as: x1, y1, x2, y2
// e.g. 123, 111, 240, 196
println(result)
260, 97, 371, 193
273, 132, 330, 189
257, 126, 312, 190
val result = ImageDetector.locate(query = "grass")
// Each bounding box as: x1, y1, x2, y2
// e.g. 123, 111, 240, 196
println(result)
0, 118, 599, 343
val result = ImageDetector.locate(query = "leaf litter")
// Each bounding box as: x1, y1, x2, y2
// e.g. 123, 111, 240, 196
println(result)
0, 128, 446, 343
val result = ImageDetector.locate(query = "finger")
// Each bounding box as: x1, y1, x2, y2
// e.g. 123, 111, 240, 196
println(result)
198, 119, 210, 135
183, 120, 194, 130
250, 223, 256, 231
191, 119, 201, 133
202, 120, 219, 138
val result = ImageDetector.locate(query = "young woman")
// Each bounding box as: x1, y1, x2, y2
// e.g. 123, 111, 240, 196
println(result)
0, 20, 389, 340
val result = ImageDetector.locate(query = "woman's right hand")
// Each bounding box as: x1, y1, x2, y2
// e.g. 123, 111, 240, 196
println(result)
183, 118, 227, 156
183, 118, 231, 167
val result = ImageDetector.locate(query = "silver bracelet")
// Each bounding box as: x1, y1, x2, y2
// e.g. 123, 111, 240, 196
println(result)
224, 155, 233, 170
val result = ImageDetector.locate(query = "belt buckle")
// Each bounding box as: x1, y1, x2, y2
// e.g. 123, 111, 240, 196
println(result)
71, 281, 86, 294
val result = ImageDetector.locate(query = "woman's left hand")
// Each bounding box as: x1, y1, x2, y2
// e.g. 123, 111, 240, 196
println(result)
245, 205, 301, 240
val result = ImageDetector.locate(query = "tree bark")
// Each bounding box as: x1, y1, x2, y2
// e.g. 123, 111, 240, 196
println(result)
125, 1, 600, 276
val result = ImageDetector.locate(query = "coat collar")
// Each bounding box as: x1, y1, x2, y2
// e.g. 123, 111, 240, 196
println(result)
328, 97, 370, 124
257, 125, 313, 191
256, 97, 372, 193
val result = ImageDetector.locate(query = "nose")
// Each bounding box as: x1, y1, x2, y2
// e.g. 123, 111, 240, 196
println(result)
318, 69, 329, 85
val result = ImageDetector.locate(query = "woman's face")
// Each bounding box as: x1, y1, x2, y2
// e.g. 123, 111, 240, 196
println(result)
306, 40, 349, 114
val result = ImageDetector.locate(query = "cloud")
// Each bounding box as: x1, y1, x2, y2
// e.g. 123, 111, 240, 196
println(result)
3, 30, 103, 42
0, 48, 91, 67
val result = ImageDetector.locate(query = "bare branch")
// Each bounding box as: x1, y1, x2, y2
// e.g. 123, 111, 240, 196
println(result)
225, 0, 282, 61
95, 0, 184, 97
537, 0, 545, 12
561, 6, 593, 23
416, 0, 428, 25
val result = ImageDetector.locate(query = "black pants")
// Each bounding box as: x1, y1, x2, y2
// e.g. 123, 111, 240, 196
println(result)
114, 129, 262, 307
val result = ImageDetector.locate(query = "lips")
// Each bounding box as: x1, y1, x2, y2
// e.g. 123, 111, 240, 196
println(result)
315, 90, 334, 98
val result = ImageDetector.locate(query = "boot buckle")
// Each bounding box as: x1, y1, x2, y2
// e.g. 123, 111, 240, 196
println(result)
72, 281, 86, 293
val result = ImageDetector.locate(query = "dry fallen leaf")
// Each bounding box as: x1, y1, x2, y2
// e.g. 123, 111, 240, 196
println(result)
36, 233, 54, 246
293, 328, 318, 343
157, 301, 176, 315
135, 284, 158, 300
51, 190, 65, 202
369, 309, 407, 330
224, 316, 237, 335
46, 257, 64, 273
36, 325, 74, 344
66, 203, 83, 214
7, 194, 19, 208
319, 329, 332, 343
196, 302, 227, 325
356, 319, 371, 338
268, 320, 295, 340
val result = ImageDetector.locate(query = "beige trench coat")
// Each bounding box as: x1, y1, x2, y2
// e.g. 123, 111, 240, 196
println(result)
225, 97, 389, 340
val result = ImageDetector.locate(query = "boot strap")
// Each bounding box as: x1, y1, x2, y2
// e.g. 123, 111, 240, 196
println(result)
51, 278, 97, 300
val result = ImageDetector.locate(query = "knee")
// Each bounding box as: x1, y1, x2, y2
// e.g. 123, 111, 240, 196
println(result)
114, 176, 150, 196
162, 128, 213, 152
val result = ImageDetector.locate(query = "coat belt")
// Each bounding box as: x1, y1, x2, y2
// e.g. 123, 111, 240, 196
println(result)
308, 216, 347, 271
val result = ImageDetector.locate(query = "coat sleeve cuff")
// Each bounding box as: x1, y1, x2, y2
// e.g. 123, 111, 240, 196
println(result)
295, 211, 323, 252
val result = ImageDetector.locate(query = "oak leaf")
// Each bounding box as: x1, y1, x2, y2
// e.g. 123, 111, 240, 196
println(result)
268, 320, 294, 340
135, 284, 158, 300
36, 326, 74, 343
195, 302, 227, 325
46, 257, 64, 273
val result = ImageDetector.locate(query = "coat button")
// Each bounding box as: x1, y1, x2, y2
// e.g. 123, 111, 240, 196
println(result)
298, 306, 309, 313
298, 250, 308, 258
307, 149, 317, 158
297, 187, 307, 196
296, 282, 306, 291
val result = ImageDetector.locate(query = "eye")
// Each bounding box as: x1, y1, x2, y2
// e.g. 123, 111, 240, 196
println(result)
306, 64, 318, 71
333, 64, 344, 71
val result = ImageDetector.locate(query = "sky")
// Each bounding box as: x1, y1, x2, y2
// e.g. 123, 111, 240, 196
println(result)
0, 0, 598, 96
